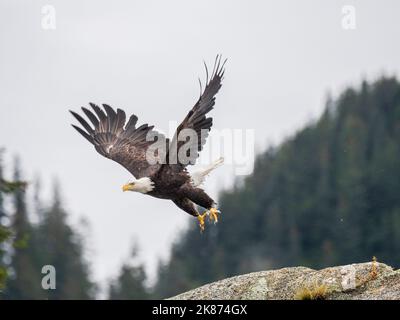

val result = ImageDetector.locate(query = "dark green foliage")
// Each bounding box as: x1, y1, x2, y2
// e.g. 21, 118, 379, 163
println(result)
34, 184, 96, 299
4, 160, 44, 299
152, 77, 400, 298
0, 153, 26, 292
0, 155, 95, 299
0, 180, 27, 194
108, 246, 149, 300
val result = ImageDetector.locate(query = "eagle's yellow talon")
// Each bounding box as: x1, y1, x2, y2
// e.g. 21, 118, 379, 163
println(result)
197, 213, 207, 232
208, 207, 220, 224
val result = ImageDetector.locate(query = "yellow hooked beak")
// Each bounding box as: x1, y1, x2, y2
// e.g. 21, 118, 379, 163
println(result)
122, 183, 134, 192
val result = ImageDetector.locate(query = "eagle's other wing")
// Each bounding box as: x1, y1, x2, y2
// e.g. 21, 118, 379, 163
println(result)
166, 55, 226, 171
70, 103, 165, 179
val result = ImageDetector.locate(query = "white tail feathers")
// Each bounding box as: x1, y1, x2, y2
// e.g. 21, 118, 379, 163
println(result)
191, 157, 224, 187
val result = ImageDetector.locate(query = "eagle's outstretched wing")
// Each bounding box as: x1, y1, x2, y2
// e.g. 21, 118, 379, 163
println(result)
166, 55, 226, 171
70, 103, 165, 179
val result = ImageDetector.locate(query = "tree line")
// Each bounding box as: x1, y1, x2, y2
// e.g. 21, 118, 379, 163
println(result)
0, 152, 149, 299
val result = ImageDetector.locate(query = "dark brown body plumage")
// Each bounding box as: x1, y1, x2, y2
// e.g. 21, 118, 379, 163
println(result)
70, 56, 225, 217
149, 167, 215, 216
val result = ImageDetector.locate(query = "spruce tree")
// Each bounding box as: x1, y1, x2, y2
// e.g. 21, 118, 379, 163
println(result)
37, 182, 95, 299
4, 158, 43, 299
108, 245, 149, 299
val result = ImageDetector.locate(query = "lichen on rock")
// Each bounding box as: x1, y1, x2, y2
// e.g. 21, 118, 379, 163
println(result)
169, 261, 399, 300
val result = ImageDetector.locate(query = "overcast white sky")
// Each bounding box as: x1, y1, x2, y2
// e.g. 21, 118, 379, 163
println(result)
1, 0, 400, 292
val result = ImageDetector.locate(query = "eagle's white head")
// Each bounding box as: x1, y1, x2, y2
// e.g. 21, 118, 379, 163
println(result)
122, 177, 155, 194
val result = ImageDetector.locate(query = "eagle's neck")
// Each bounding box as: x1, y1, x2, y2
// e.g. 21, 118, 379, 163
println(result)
133, 177, 155, 193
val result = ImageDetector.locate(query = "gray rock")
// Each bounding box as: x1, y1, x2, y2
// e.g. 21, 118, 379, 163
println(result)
169, 262, 400, 300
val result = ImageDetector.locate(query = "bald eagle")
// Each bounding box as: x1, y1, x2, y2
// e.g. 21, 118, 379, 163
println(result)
70, 56, 226, 231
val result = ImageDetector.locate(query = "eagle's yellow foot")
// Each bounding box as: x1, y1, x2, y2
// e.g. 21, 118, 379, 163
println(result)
197, 212, 207, 232
208, 207, 220, 224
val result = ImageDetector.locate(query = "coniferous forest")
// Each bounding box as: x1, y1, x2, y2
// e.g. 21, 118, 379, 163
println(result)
1, 77, 400, 299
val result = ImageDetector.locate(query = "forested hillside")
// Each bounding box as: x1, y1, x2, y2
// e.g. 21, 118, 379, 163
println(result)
2, 77, 400, 300
152, 77, 400, 298
0, 154, 95, 299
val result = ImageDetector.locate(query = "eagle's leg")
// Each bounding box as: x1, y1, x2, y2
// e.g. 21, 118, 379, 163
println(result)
178, 185, 221, 228
173, 198, 208, 232
197, 212, 208, 232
